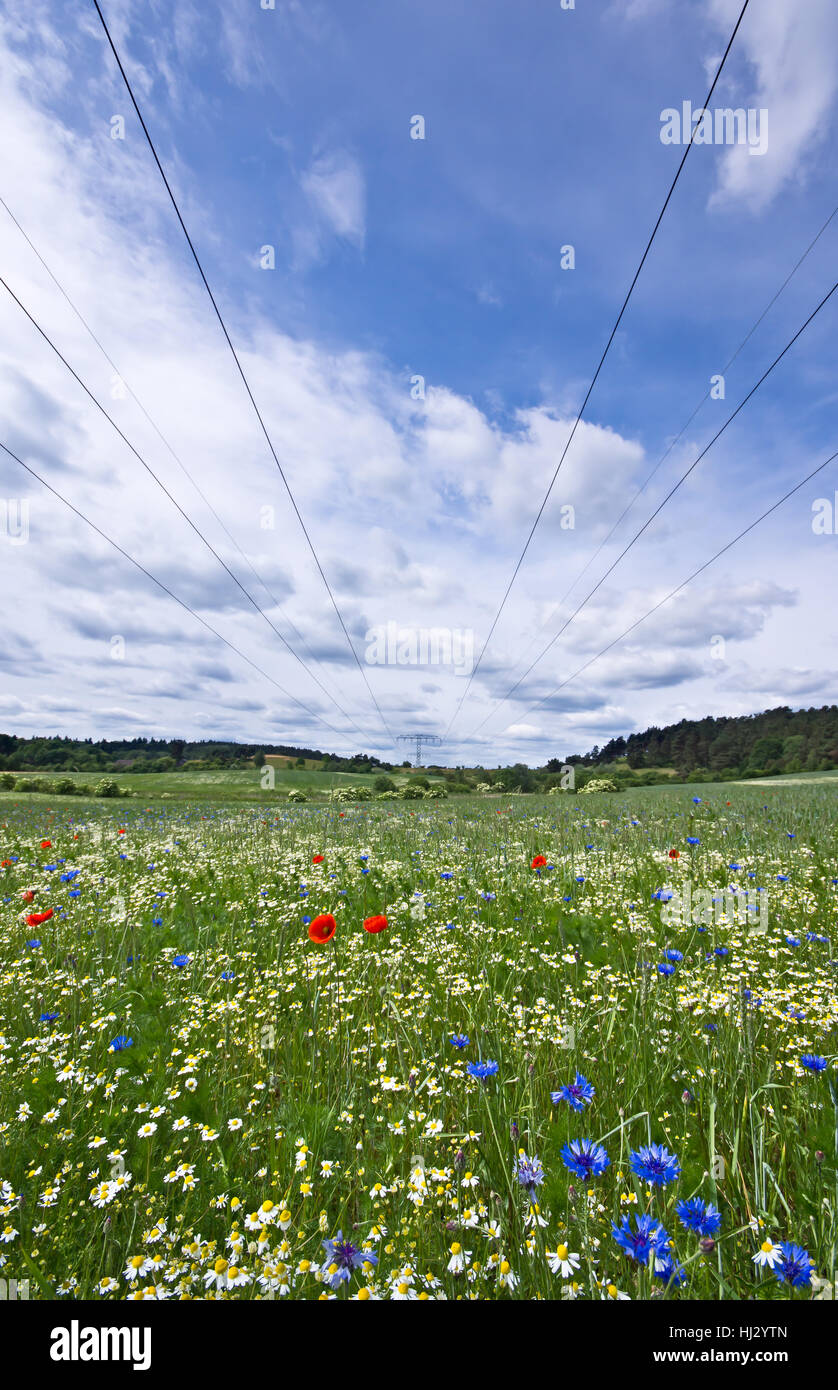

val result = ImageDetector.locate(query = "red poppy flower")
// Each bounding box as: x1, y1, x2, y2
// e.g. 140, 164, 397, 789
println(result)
531, 855, 548, 869
308, 913, 336, 945
338, 813, 345, 819
363, 914, 388, 934
118, 828, 126, 836
22, 890, 35, 903
1, 859, 10, 868
40, 840, 52, 849
26, 909, 54, 926
312, 854, 325, 865
668, 849, 680, 859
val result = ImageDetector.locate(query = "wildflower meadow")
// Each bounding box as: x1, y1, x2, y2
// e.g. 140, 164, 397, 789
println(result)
1, 781, 836, 1304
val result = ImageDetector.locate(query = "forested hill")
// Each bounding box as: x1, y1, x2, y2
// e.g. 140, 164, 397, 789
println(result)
583, 705, 838, 777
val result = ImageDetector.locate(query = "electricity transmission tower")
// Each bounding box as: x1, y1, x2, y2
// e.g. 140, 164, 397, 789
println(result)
398, 733, 442, 767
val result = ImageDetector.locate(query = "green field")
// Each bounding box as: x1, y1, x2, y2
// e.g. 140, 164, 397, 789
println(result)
0, 765, 446, 804
0, 780, 836, 1301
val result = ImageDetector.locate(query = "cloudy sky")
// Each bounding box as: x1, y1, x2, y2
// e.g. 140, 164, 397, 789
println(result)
1, 0, 837, 766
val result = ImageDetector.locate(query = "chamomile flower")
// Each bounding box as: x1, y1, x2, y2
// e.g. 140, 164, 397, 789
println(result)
546, 1244, 580, 1278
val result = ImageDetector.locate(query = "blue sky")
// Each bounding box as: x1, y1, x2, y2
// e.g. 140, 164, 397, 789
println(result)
1, 0, 837, 765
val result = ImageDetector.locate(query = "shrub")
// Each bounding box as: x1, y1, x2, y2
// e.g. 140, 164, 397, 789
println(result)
329, 786, 373, 803
374, 774, 397, 793
423, 785, 448, 799
577, 777, 619, 795
14, 777, 38, 792
287, 788, 308, 803
0, 773, 15, 790
400, 784, 425, 800
94, 779, 122, 798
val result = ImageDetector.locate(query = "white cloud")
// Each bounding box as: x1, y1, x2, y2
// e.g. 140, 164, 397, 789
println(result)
707, 0, 838, 210
300, 150, 366, 253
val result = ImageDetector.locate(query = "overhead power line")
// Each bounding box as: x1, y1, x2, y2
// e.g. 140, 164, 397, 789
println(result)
486, 446, 838, 737
0, 272, 369, 740
93, 0, 396, 748
444, 0, 753, 738
0, 438, 352, 742
0, 192, 347, 698
459, 275, 838, 741
501, 197, 838, 687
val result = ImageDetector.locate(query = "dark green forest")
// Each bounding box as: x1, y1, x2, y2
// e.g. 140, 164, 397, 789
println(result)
580, 703, 838, 778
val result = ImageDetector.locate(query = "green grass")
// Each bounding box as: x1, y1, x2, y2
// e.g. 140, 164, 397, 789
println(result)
0, 765, 445, 803
0, 781, 835, 1301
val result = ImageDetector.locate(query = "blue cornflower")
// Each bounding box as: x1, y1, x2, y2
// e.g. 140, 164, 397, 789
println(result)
152, 918, 163, 926
686, 837, 700, 846
172, 954, 190, 968
109, 1035, 133, 1052
676, 1197, 722, 1236
714, 946, 729, 957
450, 1034, 470, 1049
39, 1012, 59, 1022
515, 1154, 545, 1193
551, 1072, 595, 1112
221, 971, 235, 981
773, 1243, 813, 1288
785, 936, 800, 948
26, 940, 41, 949
467, 1060, 499, 1082
664, 949, 684, 962
800, 1054, 827, 1072
440, 871, 453, 880
657, 962, 676, 976
612, 1213, 670, 1264
692, 797, 701, 804
654, 1253, 687, 1286
630, 1142, 681, 1187
321, 1231, 377, 1288
776, 875, 789, 882
561, 1138, 610, 1179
